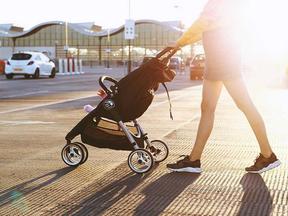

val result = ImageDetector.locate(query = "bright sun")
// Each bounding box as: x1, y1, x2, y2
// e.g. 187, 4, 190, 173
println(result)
242, 0, 288, 64
237, 0, 288, 84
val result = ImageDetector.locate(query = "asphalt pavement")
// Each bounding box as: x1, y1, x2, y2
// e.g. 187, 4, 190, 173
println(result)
0, 67, 288, 216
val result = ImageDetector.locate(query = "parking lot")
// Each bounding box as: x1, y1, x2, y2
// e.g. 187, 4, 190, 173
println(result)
1, 68, 288, 215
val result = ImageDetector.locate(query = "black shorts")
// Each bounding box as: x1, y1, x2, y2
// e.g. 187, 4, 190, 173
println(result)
202, 27, 242, 81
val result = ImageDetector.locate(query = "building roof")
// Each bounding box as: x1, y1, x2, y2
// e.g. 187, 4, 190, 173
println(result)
0, 20, 184, 39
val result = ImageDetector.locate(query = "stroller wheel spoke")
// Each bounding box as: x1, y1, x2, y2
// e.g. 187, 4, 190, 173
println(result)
128, 149, 154, 174
61, 143, 84, 167
74, 142, 89, 164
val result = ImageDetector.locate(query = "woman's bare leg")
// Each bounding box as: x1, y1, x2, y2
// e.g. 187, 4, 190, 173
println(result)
189, 79, 223, 161
223, 78, 273, 158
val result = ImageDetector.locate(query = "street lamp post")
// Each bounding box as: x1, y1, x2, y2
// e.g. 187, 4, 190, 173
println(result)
54, 40, 58, 59
107, 29, 111, 68
12, 38, 16, 53
128, 39, 131, 73
65, 22, 69, 58
128, 0, 131, 73
125, 0, 134, 74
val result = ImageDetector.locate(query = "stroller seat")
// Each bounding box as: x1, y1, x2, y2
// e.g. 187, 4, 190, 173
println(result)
81, 117, 144, 151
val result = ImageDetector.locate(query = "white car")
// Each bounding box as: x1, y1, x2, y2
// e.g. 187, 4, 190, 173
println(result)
5, 51, 56, 79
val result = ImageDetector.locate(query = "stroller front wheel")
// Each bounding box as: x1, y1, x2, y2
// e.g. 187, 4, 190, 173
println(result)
147, 140, 169, 163
74, 142, 89, 164
128, 149, 154, 174
61, 143, 84, 167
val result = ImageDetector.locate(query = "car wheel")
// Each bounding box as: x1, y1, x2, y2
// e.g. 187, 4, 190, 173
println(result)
5, 74, 13, 80
49, 68, 56, 78
33, 69, 40, 79
24, 74, 30, 79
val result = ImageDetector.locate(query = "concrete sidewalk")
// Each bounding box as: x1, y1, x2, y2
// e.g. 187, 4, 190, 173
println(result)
1, 76, 287, 215
41, 86, 288, 216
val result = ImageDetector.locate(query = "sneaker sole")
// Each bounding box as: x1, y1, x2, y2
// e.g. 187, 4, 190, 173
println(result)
247, 160, 281, 174
168, 167, 202, 173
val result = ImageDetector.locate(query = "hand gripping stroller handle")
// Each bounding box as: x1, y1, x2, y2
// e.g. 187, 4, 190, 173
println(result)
155, 47, 179, 64
99, 76, 118, 96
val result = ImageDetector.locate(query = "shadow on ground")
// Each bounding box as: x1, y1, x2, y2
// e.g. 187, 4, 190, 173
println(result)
65, 172, 148, 215
0, 167, 74, 208
237, 173, 272, 216
63, 164, 200, 216
133, 172, 200, 216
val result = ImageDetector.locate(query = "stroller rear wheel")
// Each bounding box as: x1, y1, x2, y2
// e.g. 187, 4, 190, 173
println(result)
128, 149, 154, 174
61, 143, 84, 167
74, 142, 89, 164
147, 140, 169, 163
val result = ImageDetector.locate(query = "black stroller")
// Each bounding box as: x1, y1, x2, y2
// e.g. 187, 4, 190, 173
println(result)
61, 47, 178, 174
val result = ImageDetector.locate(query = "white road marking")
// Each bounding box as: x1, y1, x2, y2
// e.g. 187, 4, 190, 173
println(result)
150, 86, 202, 138
45, 79, 92, 85
161, 114, 200, 139
0, 120, 55, 125
0, 86, 201, 115
0, 91, 49, 99
151, 86, 201, 108
0, 94, 96, 114
152, 92, 190, 107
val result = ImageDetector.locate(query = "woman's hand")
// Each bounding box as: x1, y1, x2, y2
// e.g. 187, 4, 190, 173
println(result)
167, 41, 180, 49
96, 89, 107, 98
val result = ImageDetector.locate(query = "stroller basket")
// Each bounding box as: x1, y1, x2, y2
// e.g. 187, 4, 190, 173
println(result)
81, 118, 144, 151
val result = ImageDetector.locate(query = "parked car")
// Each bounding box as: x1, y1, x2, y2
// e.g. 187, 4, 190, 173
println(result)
5, 52, 56, 79
142, 56, 154, 64
169, 57, 184, 71
190, 54, 205, 80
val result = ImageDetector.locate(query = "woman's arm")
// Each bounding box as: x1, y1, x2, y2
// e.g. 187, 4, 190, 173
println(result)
176, 0, 227, 47
176, 17, 211, 47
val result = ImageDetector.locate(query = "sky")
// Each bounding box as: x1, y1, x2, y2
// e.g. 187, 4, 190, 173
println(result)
1, 0, 288, 67
0, 0, 207, 29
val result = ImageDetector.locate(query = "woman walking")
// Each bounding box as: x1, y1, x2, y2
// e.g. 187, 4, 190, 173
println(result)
167, 0, 281, 174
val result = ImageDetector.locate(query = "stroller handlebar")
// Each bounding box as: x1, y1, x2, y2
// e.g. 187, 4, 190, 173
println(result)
155, 47, 179, 64
99, 47, 177, 96
99, 76, 118, 96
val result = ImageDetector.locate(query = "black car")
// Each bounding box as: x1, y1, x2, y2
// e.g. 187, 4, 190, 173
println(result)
190, 54, 205, 80
169, 57, 184, 71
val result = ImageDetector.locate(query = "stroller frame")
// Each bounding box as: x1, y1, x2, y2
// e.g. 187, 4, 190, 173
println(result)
119, 119, 145, 149
61, 76, 169, 174
61, 47, 178, 174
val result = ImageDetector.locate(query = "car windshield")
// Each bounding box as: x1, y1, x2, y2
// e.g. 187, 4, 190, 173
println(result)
192, 55, 205, 63
11, 53, 32, 60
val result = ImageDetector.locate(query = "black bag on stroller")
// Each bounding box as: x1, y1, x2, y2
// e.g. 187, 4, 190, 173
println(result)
113, 57, 176, 122
62, 47, 178, 174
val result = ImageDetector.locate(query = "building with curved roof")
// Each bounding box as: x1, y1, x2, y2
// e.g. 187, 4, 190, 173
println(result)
0, 20, 186, 66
